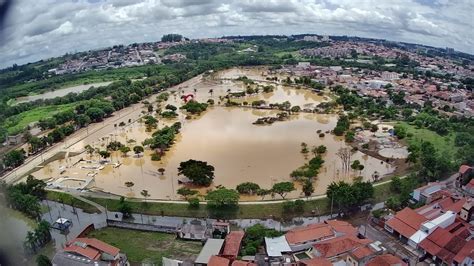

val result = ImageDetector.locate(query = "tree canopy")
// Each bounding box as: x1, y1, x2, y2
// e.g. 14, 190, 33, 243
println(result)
178, 159, 215, 186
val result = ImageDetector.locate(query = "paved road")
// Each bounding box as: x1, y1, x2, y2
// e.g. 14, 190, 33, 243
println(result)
360, 220, 429, 266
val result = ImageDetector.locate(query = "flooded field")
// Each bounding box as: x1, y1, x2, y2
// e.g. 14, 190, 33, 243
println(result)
16, 81, 113, 103
32, 68, 395, 200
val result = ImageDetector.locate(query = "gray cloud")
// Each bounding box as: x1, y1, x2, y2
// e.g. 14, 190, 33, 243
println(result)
0, 0, 473, 68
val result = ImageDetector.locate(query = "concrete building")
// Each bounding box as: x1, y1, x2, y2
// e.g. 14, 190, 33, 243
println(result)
194, 239, 225, 265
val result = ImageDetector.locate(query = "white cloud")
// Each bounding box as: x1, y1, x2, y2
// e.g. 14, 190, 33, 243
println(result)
0, 0, 473, 68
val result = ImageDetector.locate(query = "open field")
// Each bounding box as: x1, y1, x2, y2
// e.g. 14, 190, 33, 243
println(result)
86, 227, 202, 265
398, 122, 458, 159
4, 103, 77, 134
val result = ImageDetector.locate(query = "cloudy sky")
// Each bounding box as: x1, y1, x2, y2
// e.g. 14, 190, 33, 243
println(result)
0, 0, 473, 68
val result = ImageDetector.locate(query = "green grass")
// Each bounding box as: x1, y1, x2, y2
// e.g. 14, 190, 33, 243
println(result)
397, 122, 458, 159
87, 195, 335, 220
373, 182, 395, 203
46, 191, 100, 213
84, 180, 395, 220
86, 227, 202, 265
4, 103, 77, 134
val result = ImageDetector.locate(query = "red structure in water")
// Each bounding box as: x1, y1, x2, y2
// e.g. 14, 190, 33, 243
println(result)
181, 94, 194, 102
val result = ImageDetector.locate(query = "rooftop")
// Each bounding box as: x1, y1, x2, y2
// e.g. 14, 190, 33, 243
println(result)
385, 207, 428, 238
265, 235, 292, 257
64, 237, 120, 260
222, 231, 245, 258
313, 235, 372, 258
366, 254, 407, 266
195, 239, 225, 264
208, 255, 230, 266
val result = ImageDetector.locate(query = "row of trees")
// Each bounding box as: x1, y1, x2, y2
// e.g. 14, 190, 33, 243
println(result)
2, 175, 46, 219
326, 178, 374, 213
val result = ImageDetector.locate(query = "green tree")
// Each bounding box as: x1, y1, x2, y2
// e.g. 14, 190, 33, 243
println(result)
390, 176, 402, 193
133, 145, 144, 157
205, 188, 239, 208
236, 182, 261, 195
313, 145, 327, 155
4, 149, 26, 168
178, 159, 215, 186
271, 182, 295, 199
188, 197, 200, 209
36, 254, 52, 266
119, 146, 131, 157
177, 187, 198, 199
118, 196, 132, 219
257, 189, 271, 200
302, 178, 314, 197
98, 150, 111, 159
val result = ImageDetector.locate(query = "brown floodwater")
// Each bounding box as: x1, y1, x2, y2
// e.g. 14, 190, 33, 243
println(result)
32, 68, 394, 200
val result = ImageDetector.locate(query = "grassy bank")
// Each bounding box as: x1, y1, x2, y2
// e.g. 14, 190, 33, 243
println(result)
86, 227, 202, 264
85, 182, 395, 220
46, 191, 100, 213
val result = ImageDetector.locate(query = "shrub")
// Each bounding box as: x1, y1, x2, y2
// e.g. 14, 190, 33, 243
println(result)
188, 197, 200, 209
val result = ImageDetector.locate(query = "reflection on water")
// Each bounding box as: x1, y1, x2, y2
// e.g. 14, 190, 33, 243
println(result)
0, 206, 34, 262
32, 68, 394, 200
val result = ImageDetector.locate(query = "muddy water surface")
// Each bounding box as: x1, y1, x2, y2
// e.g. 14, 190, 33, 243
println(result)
32, 68, 394, 200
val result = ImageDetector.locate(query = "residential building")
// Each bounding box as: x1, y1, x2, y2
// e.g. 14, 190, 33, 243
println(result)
419, 226, 474, 265
208, 255, 230, 266
265, 235, 292, 257
463, 179, 474, 194
284, 220, 357, 251
52, 237, 126, 266
231, 260, 257, 266
411, 181, 446, 204
460, 202, 473, 222
384, 208, 428, 243
6, 133, 23, 145
365, 254, 407, 266
298, 257, 332, 265
194, 239, 225, 266
222, 231, 245, 261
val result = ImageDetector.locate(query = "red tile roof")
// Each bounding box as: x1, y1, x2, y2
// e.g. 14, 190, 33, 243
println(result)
466, 179, 474, 189
350, 245, 376, 260
366, 254, 407, 266
208, 255, 230, 266
419, 228, 454, 256
223, 231, 245, 258
231, 260, 257, 266
285, 223, 335, 245
63, 245, 101, 260
285, 220, 356, 245
313, 235, 372, 258
299, 257, 332, 266
75, 238, 120, 256
459, 165, 472, 174
453, 240, 474, 264
64, 237, 120, 260
385, 208, 428, 238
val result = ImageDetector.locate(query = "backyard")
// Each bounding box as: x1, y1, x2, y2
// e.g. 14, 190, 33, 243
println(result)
86, 227, 202, 265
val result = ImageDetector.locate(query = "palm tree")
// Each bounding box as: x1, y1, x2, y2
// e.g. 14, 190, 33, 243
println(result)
25, 231, 37, 253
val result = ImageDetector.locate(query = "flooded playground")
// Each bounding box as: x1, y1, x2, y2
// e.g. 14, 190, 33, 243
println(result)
31, 68, 396, 200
